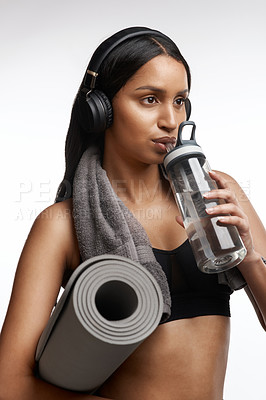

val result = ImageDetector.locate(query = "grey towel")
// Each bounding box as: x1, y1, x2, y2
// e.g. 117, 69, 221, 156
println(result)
73, 146, 171, 321
218, 267, 246, 290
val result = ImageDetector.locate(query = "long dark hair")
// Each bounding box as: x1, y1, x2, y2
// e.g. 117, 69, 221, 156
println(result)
55, 30, 191, 202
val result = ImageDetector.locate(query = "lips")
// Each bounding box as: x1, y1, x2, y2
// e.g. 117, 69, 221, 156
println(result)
152, 136, 176, 145
152, 136, 176, 153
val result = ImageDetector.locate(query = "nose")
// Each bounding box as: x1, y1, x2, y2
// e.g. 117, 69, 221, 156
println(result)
158, 103, 178, 133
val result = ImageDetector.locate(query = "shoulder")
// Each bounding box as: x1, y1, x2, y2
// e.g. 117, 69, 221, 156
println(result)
213, 170, 266, 248
30, 199, 73, 243
212, 169, 254, 212
36, 198, 74, 224
212, 170, 239, 185
27, 199, 80, 271
212, 170, 246, 201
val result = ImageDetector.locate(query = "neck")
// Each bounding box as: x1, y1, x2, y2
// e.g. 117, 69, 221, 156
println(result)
103, 152, 167, 205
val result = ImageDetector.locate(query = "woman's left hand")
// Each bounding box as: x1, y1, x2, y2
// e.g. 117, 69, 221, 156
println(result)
203, 170, 255, 261
202, 171, 266, 330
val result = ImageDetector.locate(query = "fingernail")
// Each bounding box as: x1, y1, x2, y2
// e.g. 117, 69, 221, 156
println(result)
206, 207, 214, 213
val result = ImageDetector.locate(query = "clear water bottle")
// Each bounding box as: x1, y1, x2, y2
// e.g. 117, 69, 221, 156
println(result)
163, 121, 247, 274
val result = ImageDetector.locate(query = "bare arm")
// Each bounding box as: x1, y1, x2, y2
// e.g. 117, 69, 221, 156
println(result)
206, 171, 266, 330
0, 200, 110, 399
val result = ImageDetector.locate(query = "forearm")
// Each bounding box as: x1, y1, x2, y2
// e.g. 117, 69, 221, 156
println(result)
0, 374, 110, 400
238, 252, 266, 330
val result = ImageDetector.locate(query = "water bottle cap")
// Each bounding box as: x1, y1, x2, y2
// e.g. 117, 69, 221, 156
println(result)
163, 121, 205, 171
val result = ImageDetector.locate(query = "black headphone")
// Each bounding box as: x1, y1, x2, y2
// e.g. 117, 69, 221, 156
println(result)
79, 26, 191, 134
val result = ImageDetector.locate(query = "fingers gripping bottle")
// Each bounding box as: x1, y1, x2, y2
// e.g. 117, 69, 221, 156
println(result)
163, 121, 247, 274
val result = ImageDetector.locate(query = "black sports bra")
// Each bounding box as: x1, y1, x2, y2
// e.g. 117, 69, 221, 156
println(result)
153, 240, 233, 324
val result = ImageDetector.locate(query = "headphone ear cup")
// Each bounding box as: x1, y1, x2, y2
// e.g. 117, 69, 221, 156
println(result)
185, 98, 192, 120
84, 89, 113, 134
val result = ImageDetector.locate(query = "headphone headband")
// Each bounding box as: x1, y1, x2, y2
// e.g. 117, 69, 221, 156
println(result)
84, 26, 171, 89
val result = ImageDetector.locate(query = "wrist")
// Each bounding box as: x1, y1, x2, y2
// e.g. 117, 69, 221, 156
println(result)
238, 250, 262, 272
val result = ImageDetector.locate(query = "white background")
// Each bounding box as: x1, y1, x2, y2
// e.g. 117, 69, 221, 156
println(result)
0, 0, 265, 398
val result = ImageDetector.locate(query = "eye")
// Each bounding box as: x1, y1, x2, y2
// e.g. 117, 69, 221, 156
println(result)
141, 96, 158, 105
174, 97, 186, 108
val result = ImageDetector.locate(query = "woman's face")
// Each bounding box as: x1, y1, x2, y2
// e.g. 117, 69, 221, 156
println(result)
105, 54, 189, 166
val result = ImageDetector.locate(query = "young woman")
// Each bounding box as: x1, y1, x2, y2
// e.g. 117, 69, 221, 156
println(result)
0, 26, 265, 400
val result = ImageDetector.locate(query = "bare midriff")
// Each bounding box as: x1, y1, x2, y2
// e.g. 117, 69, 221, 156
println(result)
98, 315, 230, 400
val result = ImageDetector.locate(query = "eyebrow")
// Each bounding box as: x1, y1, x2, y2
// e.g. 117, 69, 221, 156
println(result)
135, 86, 189, 96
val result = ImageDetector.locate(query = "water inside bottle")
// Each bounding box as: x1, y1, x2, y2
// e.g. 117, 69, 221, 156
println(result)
176, 190, 247, 273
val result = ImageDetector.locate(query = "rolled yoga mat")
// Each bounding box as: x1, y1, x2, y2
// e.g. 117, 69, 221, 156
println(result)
35, 254, 163, 393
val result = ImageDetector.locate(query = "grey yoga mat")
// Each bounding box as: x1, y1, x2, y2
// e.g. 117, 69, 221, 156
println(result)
35, 254, 163, 393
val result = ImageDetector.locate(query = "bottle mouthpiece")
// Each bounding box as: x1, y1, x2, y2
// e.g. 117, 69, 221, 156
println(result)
165, 142, 175, 153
